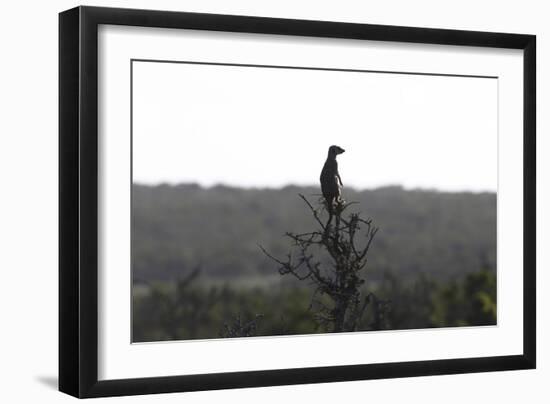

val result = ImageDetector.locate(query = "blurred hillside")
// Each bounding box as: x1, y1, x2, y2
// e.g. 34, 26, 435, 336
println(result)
132, 183, 496, 285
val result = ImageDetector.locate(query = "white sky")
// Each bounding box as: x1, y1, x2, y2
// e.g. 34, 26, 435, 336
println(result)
132, 61, 497, 192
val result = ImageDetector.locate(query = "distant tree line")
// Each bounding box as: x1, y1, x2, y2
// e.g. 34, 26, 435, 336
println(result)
132, 183, 496, 284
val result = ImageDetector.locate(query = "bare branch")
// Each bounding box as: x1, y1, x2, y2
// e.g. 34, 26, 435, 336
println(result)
299, 193, 327, 231
260, 193, 382, 333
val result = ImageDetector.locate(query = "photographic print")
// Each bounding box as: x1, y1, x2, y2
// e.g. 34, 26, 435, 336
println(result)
60, 7, 535, 397
131, 59, 497, 342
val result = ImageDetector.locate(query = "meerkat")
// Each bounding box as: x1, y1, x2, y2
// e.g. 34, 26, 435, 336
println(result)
320, 145, 345, 216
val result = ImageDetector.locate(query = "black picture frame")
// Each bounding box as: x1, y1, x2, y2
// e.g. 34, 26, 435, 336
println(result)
59, 5, 536, 398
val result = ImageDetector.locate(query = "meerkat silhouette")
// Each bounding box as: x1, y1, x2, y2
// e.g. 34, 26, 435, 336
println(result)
320, 145, 345, 216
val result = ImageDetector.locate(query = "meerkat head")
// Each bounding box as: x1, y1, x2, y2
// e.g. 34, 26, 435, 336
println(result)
328, 145, 345, 157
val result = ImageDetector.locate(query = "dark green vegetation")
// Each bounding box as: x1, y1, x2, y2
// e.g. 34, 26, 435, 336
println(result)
132, 184, 496, 342
133, 268, 496, 342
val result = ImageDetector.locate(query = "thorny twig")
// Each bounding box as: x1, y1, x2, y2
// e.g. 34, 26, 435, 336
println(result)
260, 194, 385, 332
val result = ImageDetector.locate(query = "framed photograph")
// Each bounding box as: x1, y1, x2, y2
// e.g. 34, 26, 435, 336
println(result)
59, 6, 536, 398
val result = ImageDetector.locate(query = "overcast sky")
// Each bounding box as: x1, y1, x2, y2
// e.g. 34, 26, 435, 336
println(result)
132, 61, 497, 192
